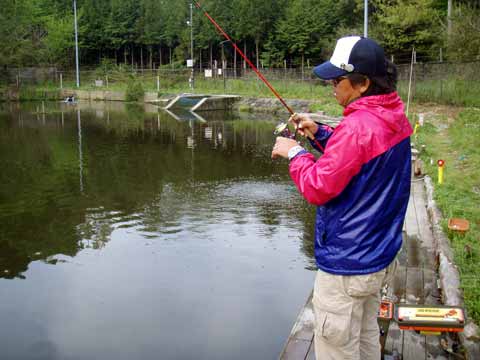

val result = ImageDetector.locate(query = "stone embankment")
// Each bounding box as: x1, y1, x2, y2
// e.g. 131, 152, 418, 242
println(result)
235, 97, 316, 114
424, 176, 480, 359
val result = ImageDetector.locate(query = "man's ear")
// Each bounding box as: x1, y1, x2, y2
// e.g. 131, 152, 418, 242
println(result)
359, 78, 371, 94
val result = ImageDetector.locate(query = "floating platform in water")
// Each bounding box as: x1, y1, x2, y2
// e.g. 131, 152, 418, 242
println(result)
164, 93, 241, 112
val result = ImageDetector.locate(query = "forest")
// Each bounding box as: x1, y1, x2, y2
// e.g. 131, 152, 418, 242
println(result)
1, 0, 479, 71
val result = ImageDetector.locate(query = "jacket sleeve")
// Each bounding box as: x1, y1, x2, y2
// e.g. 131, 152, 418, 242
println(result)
309, 124, 334, 152
289, 124, 365, 205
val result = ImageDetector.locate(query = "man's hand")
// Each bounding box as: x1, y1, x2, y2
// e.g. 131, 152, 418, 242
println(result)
271, 137, 299, 159
289, 113, 319, 138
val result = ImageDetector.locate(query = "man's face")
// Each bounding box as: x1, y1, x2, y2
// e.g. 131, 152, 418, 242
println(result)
331, 76, 364, 107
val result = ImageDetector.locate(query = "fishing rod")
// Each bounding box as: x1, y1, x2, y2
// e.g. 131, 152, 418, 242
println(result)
192, 0, 293, 115
192, 1, 324, 151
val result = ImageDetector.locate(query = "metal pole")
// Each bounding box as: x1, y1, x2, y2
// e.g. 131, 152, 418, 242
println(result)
73, 0, 80, 88
447, 0, 452, 37
190, 2, 194, 91
364, 0, 368, 37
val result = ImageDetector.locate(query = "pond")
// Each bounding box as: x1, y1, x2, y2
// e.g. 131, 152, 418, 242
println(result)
0, 101, 316, 360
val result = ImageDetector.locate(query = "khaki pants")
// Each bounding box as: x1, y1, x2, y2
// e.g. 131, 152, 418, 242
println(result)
313, 261, 397, 360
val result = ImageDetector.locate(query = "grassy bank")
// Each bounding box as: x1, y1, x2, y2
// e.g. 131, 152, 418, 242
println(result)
0, 83, 61, 102
415, 107, 480, 323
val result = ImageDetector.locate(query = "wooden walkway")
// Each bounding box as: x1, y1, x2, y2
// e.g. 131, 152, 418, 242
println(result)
280, 179, 451, 360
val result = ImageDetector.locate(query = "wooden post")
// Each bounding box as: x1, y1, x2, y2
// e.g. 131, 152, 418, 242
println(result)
243, 41, 247, 70
106, 75, 109, 88
301, 53, 305, 81
406, 48, 415, 118
60, 73, 63, 89
157, 76, 160, 92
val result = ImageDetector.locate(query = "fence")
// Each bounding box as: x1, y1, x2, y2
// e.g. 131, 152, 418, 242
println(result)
2, 61, 479, 106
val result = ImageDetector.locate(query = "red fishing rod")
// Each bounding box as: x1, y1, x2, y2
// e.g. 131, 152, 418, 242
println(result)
192, 0, 324, 152
192, 0, 293, 115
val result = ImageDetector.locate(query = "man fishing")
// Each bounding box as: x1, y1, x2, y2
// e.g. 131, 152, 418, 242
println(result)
272, 36, 413, 359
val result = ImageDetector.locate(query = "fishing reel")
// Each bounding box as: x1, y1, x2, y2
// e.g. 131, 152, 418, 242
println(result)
274, 122, 296, 139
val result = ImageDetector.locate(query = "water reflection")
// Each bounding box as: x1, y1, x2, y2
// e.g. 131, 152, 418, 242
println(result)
0, 102, 316, 360
0, 103, 317, 278
77, 108, 84, 193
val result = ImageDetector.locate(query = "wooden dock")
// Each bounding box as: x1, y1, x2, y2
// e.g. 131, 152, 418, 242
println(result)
279, 179, 452, 360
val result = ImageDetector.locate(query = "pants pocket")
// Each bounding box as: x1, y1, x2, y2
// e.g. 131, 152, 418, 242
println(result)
345, 271, 386, 297
382, 259, 398, 287
315, 309, 352, 347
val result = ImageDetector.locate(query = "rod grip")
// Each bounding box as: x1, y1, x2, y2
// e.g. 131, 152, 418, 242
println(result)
302, 128, 325, 152
304, 128, 315, 140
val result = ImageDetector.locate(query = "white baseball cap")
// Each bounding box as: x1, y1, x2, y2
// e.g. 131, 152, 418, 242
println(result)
313, 36, 387, 80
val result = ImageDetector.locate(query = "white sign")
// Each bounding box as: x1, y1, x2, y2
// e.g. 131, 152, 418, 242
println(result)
205, 69, 213, 78
418, 113, 425, 126
217, 69, 222, 76
187, 59, 194, 68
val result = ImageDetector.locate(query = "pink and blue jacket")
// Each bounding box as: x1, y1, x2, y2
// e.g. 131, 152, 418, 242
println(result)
290, 92, 413, 275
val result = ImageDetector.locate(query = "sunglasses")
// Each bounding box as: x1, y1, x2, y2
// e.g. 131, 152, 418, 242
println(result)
331, 76, 349, 87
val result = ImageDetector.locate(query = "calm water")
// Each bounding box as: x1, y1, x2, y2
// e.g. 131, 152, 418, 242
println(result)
0, 101, 316, 360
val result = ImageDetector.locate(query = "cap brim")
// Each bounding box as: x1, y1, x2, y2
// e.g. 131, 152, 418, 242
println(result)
313, 61, 347, 80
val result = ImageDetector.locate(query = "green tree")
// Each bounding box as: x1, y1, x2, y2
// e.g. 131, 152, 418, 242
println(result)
235, 0, 284, 68
446, 3, 480, 61
42, 13, 75, 66
263, 0, 350, 67
371, 0, 443, 61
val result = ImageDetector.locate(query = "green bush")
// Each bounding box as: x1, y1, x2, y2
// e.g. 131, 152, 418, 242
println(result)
125, 78, 144, 102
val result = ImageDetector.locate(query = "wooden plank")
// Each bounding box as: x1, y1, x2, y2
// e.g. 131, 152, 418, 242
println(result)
406, 267, 424, 304
392, 265, 407, 304
279, 292, 314, 360
402, 331, 426, 360
289, 293, 315, 341
397, 233, 408, 267
305, 342, 315, 360
405, 195, 420, 238
425, 336, 449, 360
402, 239, 427, 360
280, 339, 312, 360
423, 268, 441, 305
384, 321, 403, 357
406, 235, 421, 268
411, 181, 436, 270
